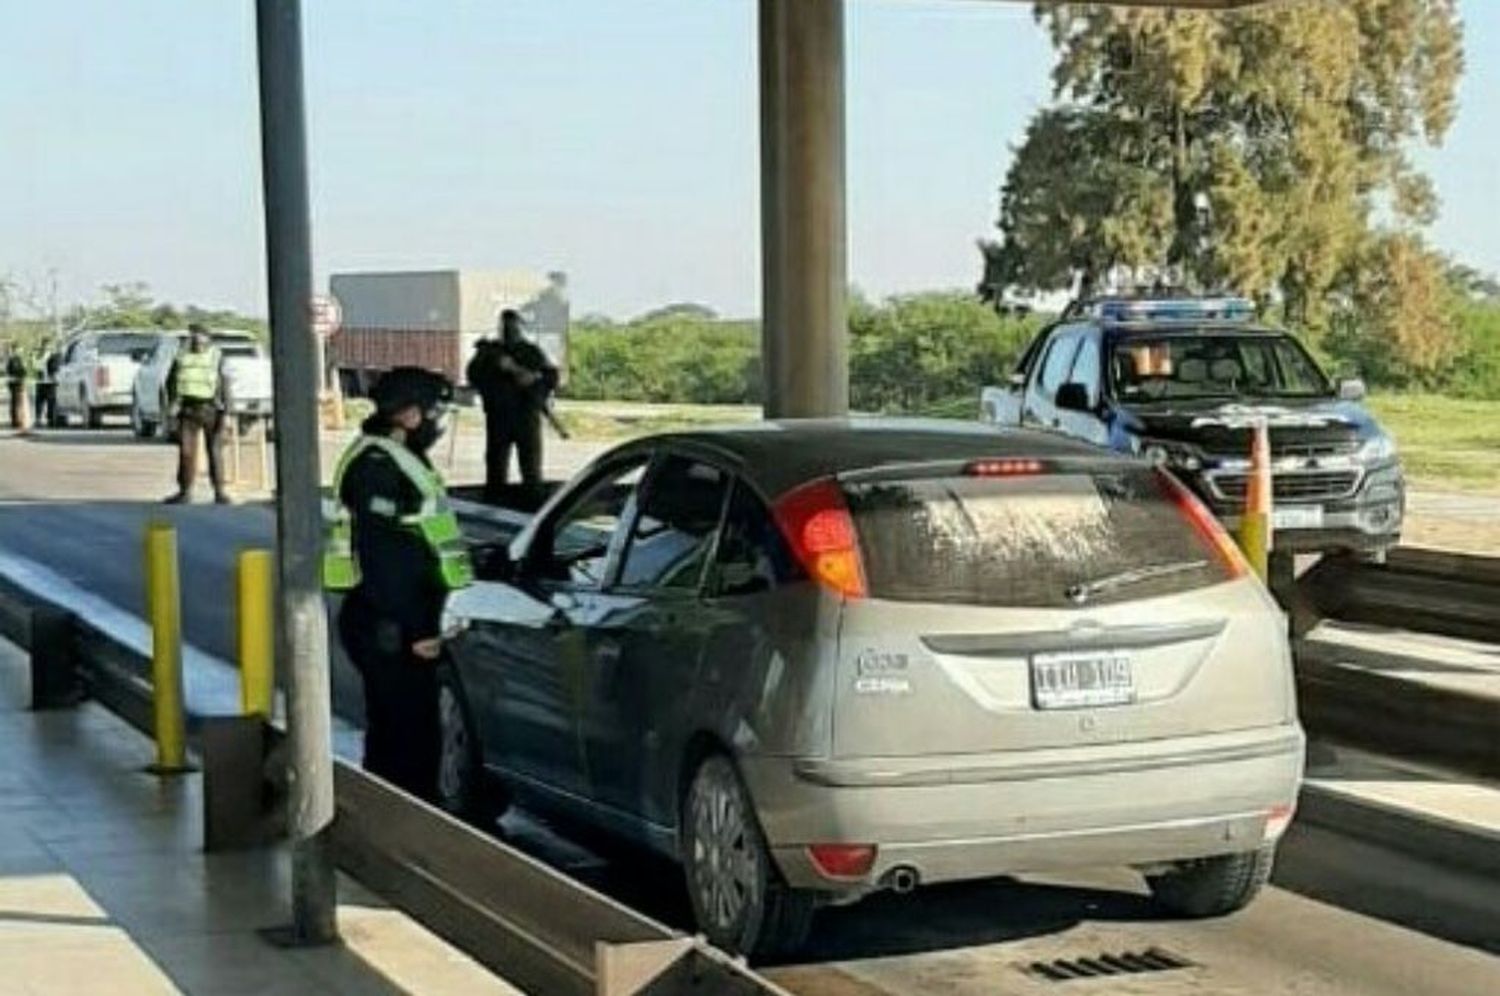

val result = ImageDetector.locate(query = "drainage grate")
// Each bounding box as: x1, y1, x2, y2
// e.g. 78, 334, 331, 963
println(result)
1019, 947, 1194, 983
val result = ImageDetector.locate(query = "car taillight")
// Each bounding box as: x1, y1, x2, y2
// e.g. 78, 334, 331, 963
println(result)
966, 458, 1045, 476
1156, 468, 1249, 579
95, 367, 110, 389
806, 843, 877, 880
773, 478, 868, 599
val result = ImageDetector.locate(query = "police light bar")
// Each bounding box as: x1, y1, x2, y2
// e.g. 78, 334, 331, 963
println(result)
1092, 297, 1256, 323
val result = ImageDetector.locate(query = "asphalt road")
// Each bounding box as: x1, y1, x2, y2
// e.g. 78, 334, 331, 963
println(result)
1, 430, 1497, 994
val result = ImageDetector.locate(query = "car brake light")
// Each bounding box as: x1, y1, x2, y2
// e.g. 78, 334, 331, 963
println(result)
773, 478, 868, 599
966, 458, 1045, 476
95, 367, 110, 389
1156, 468, 1249, 579
1263, 802, 1295, 841
807, 843, 877, 880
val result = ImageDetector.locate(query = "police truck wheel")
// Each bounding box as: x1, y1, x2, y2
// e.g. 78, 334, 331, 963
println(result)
682, 754, 816, 960
435, 665, 506, 828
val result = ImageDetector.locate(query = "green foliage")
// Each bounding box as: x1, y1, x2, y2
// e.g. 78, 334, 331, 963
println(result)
565, 292, 1041, 414
62, 283, 269, 340
850, 292, 1040, 413
566, 315, 760, 405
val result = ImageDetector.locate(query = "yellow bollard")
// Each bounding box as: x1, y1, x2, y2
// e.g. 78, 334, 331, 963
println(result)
1238, 419, 1273, 581
144, 522, 190, 773
236, 549, 275, 718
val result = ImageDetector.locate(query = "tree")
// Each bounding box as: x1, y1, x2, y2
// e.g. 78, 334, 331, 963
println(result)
987, 0, 1463, 329
1327, 232, 1459, 386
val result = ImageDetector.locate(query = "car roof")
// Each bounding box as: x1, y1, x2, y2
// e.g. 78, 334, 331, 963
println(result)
610, 418, 1129, 497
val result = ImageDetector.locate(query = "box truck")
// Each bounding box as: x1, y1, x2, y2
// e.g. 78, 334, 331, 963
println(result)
328, 269, 569, 397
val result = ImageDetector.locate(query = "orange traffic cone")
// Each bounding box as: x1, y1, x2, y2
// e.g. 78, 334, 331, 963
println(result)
1238, 419, 1272, 580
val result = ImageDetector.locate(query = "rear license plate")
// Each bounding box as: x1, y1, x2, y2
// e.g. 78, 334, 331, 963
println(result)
1272, 505, 1324, 530
1031, 651, 1135, 710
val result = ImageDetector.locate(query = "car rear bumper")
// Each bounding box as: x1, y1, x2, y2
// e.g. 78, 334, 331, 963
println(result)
743, 724, 1304, 893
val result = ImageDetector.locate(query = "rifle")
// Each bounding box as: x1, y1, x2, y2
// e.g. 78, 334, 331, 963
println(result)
495, 347, 569, 439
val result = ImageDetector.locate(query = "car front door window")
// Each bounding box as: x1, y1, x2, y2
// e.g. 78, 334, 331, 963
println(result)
531, 458, 648, 589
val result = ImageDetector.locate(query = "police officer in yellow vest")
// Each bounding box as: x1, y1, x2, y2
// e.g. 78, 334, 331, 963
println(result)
164, 324, 229, 504
324, 366, 473, 802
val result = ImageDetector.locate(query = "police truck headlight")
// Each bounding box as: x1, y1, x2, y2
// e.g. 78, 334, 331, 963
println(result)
1135, 436, 1204, 471
1358, 434, 1398, 463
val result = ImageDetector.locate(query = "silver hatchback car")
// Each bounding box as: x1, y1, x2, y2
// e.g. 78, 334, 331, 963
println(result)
438, 420, 1304, 958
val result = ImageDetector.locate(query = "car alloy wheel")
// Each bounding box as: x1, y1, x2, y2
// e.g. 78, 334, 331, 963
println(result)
436, 683, 474, 816
686, 756, 765, 942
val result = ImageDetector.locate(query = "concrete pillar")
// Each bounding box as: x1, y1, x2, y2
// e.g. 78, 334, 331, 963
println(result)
759, 0, 848, 418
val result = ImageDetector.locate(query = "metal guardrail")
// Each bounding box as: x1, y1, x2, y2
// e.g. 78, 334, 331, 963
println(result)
1299, 548, 1500, 645
0, 574, 789, 996
1289, 548, 1500, 778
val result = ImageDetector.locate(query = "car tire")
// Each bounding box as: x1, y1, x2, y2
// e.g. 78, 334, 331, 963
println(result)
681, 754, 816, 960
130, 395, 157, 439
1146, 843, 1276, 918
434, 664, 507, 829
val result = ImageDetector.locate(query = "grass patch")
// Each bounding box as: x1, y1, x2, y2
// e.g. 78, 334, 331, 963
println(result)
1366, 394, 1500, 493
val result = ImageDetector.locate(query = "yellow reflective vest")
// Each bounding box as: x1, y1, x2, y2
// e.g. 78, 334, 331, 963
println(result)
175, 347, 221, 402
322, 435, 474, 593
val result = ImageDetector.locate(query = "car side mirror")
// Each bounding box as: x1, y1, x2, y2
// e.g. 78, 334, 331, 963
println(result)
1338, 378, 1367, 401
1055, 383, 1092, 413
471, 543, 515, 583
1007, 372, 1027, 390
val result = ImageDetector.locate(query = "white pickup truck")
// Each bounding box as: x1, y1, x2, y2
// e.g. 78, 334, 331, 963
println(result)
130, 329, 274, 440
52, 329, 160, 428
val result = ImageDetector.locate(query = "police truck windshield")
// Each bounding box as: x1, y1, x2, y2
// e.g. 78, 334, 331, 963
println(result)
1109, 332, 1331, 403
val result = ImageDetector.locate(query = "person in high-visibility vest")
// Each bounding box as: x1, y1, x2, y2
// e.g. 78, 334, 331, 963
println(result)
325, 366, 473, 803
164, 324, 229, 504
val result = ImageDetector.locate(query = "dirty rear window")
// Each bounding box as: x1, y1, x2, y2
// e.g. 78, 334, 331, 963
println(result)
843, 470, 1231, 608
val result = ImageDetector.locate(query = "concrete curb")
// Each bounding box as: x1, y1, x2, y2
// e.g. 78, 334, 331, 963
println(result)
1298, 781, 1500, 879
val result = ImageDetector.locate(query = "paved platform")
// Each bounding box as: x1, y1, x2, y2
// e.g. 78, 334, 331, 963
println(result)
0, 638, 521, 996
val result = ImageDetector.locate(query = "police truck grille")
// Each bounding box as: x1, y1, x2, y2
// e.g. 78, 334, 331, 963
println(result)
1210, 470, 1360, 503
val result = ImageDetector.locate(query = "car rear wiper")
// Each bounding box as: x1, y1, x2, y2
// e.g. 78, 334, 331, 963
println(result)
1065, 560, 1208, 605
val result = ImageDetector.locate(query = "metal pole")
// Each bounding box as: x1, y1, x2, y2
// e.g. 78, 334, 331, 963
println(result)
253, 0, 337, 945
758, 0, 848, 418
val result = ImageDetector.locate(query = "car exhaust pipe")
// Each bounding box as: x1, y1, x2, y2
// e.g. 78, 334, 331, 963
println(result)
885, 866, 920, 895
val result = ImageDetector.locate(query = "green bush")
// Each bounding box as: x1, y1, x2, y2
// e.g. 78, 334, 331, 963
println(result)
564, 292, 1041, 412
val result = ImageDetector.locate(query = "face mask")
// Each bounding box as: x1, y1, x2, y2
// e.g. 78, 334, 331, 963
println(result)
406, 409, 448, 454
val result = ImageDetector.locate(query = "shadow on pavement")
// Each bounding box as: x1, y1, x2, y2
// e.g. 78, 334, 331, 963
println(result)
1273, 822, 1500, 955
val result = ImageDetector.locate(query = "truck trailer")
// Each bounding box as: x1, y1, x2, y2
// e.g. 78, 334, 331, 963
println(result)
328, 269, 569, 397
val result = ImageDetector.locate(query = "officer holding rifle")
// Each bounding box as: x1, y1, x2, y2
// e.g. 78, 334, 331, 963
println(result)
467, 309, 562, 504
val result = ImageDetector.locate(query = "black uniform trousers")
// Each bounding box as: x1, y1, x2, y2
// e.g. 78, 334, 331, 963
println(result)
34, 384, 56, 427
177, 400, 225, 494
338, 592, 441, 803
485, 406, 543, 495
6, 382, 25, 429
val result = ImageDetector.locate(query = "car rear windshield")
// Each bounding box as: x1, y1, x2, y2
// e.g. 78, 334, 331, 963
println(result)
842, 468, 1232, 608
97, 334, 154, 357
213, 338, 259, 357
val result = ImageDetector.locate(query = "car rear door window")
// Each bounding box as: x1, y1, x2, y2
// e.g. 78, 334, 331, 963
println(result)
842, 468, 1233, 608
616, 455, 731, 592
707, 481, 803, 598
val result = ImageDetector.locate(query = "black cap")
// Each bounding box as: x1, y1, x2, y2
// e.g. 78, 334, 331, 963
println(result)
187, 322, 209, 336
369, 366, 454, 416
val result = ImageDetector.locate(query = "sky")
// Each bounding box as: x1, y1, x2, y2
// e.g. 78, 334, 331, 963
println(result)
1, 0, 1496, 321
